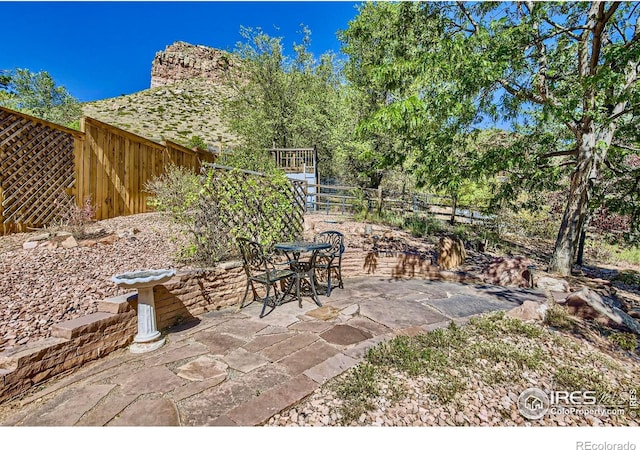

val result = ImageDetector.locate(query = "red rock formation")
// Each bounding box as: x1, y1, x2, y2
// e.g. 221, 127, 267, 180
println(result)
150, 41, 240, 88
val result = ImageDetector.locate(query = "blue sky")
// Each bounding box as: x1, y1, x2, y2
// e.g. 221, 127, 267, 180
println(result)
0, 1, 360, 102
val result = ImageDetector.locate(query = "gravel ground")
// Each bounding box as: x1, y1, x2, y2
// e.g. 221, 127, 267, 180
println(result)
0, 212, 189, 351
266, 316, 640, 427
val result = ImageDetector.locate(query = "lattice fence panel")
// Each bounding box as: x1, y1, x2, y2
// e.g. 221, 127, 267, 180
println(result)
192, 164, 306, 263
0, 108, 76, 232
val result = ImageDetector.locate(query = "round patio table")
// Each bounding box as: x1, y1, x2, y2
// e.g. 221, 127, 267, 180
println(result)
273, 241, 331, 307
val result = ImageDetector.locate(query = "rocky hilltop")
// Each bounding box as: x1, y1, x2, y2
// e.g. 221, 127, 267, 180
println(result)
150, 41, 240, 88
82, 41, 241, 148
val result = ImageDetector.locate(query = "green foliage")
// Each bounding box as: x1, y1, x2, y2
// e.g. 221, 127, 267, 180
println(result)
203, 167, 296, 252
218, 146, 279, 174
333, 363, 380, 424
341, 2, 640, 275
144, 164, 299, 264
402, 214, 442, 238
544, 305, 572, 330
554, 366, 611, 394
0, 68, 82, 127
614, 270, 640, 286
188, 135, 207, 150
144, 164, 200, 219
223, 26, 355, 180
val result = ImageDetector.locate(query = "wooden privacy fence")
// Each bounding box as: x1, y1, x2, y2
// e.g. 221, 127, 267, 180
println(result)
0, 106, 215, 233
305, 183, 490, 225
79, 117, 214, 221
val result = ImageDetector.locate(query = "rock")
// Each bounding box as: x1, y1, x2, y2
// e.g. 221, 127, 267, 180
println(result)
482, 256, 534, 288
79, 239, 97, 247
116, 228, 140, 238
97, 234, 119, 245
151, 41, 239, 88
536, 276, 570, 293
40, 241, 58, 250
506, 300, 548, 322
54, 231, 73, 238
27, 233, 50, 242
437, 236, 467, 270
22, 241, 38, 250
176, 355, 228, 381
60, 236, 78, 249
566, 287, 640, 335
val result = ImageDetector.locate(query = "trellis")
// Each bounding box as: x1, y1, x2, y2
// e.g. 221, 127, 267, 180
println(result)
193, 163, 306, 262
0, 107, 83, 233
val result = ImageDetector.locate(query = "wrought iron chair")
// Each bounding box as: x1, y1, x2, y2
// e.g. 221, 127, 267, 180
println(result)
313, 231, 345, 297
237, 238, 296, 318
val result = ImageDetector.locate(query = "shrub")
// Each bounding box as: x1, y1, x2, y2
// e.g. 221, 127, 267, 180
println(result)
403, 214, 442, 237
145, 164, 300, 265
544, 305, 572, 330
53, 192, 95, 238
144, 164, 200, 220
188, 135, 207, 151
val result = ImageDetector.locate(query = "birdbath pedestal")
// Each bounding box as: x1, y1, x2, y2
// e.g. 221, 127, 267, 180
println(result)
111, 269, 176, 353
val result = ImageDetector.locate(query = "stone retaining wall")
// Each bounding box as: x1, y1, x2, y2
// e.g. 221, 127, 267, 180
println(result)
0, 263, 245, 404
0, 249, 474, 404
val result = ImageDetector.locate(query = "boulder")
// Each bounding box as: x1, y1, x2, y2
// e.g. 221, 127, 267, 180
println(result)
507, 301, 548, 322
536, 276, 570, 293
482, 256, 534, 288
437, 236, 467, 270
566, 287, 640, 335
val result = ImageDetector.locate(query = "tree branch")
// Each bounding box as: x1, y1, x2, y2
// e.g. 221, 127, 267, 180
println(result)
603, 157, 627, 176
499, 79, 546, 105
539, 149, 578, 159
612, 141, 640, 153
456, 2, 478, 32
542, 18, 583, 41
590, 2, 620, 74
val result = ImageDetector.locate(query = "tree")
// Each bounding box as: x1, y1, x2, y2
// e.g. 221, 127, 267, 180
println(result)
342, 2, 640, 275
222, 26, 353, 179
0, 68, 82, 127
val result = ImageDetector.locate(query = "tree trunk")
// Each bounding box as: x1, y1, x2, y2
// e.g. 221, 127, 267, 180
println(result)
450, 194, 458, 225
549, 124, 615, 275
575, 211, 591, 266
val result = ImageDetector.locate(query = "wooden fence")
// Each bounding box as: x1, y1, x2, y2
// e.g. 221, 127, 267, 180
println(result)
79, 117, 214, 220
0, 107, 215, 233
305, 183, 490, 225
0, 107, 84, 234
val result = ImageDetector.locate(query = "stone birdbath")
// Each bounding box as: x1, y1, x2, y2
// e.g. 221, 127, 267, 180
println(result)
111, 268, 175, 353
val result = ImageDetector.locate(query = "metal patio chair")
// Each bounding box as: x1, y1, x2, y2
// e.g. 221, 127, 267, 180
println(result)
237, 238, 296, 318
313, 231, 345, 297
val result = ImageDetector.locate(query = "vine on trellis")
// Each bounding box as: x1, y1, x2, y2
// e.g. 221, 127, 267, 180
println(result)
193, 164, 304, 263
